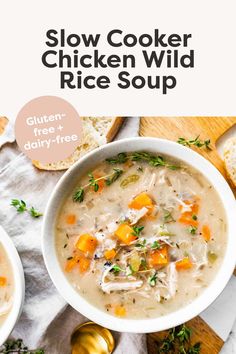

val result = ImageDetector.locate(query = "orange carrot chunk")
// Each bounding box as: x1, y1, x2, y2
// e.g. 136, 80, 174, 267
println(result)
66, 214, 76, 225
202, 225, 211, 242
114, 305, 126, 317
0, 276, 7, 287
176, 257, 193, 271
148, 246, 169, 267
92, 174, 105, 193
78, 256, 91, 273
65, 255, 90, 273
104, 249, 116, 260
76, 234, 97, 254
178, 214, 198, 227
178, 200, 199, 227
128, 192, 154, 211
115, 224, 137, 245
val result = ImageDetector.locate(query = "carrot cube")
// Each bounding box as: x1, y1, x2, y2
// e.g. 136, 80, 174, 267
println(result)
128, 193, 154, 210
66, 214, 76, 225
76, 234, 97, 254
202, 225, 211, 242
104, 249, 116, 260
114, 305, 126, 317
65, 255, 90, 273
115, 224, 137, 245
78, 256, 90, 273
0, 276, 7, 287
148, 246, 169, 267
176, 257, 193, 270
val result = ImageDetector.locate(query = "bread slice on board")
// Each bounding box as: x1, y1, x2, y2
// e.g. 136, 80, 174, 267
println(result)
223, 137, 236, 187
32, 117, 124, 171
0, 116, 9, 135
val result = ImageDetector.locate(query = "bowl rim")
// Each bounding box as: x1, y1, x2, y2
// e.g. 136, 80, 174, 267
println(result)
42, 137, 236, 333
0, 226, 25, 344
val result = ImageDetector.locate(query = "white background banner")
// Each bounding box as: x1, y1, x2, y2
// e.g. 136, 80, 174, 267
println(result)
0, 0, 235, 118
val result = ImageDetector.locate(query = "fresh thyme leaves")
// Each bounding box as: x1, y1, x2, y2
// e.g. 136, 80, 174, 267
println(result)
111, 264, 124, 274
177, 136, 212, 150
148, 272, 157, 286
105, 151, 179, 170
135, 239, 147, 248
163, 210, 175, 223
11, 199, 27, 213
105, 168, 123, 186
177, 324, 191, 342
88, 173, 99, 192
131, 152, 179, 170
11, 200, 43, 218
73, 187, 84, 203
29, 207, 43, 218
106, 152, 128, 164
151, 240, 161, 249
132, 225, 144, 237
159, 328, 175, 353
0, 338, 44, 354
188, 342, 201, 354
188, 226, 197, 235
141, 259, 147, 269
73, 169, 123, 203
158, 324, 201, 354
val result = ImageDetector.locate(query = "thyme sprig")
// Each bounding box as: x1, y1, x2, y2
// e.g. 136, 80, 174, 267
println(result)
11, 200, 43, 218
105, 168, 123, 185
106, 151, 179, 170
131, 152, 179, 170
106, 152, 128, 164
158, 324, 201, 354
132, 225, 144, 237
151, 240, 161, 249
73, 169, 123, 203
148, 271, 157, 286
177, 136, 212, 150
0, 338, 44, 353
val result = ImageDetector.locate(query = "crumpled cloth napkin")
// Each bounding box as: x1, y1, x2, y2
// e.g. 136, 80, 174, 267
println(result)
0, 117, 147, 354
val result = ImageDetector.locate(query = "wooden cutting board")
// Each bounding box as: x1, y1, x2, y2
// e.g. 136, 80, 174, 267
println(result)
140, 117, 236, 354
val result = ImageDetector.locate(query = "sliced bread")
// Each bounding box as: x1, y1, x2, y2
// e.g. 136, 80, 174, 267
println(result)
32, 117, 124, 170
0, 116, 9, 136
223, 137, 236, 187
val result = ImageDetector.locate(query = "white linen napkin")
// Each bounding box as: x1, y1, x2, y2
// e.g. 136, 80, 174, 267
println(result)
0, 117, 147, 354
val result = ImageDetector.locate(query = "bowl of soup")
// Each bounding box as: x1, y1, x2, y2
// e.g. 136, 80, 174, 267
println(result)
0, 226, 25, 344
42, 137, 236, 333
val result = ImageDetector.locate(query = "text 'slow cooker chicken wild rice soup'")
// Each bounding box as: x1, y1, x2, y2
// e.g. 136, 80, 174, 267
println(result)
0, 243, 14, 325
55, 151, 227, 319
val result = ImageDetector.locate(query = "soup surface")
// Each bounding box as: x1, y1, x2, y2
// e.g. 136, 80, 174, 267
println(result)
0, 243, 14, 325
55, 151, 227, 319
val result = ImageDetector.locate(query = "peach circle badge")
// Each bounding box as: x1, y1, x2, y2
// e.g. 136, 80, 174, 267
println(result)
15, 96, 82, 163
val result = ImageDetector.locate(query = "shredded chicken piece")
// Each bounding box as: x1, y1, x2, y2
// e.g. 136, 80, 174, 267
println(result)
157, 169, 166, 184
174, 197, 192, 213
147, 173, 157, 190
125, 207, 148, 225
101, 280, 143, 294
167, 263, 178, 298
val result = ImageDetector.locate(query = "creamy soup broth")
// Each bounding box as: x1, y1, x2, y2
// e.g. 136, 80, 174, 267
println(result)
0, 243, 14, 325
55, 152, 227, 319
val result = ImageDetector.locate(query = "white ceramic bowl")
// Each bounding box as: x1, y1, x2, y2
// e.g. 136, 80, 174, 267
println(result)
0, 226, 25, 344
42, 137, 236, 333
